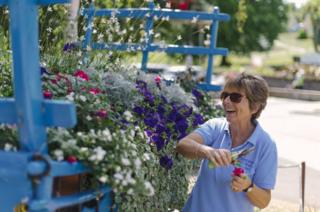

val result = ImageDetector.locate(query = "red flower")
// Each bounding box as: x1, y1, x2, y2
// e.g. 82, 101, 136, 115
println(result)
89, 88, 101, 95
43, 90, 53, 99
154, 75, 161, 84
67, 155, 77, 164
74, 70, 89, 81
96, 109, 108, 118
233, 167, 244, 177
178, 2, 189, 10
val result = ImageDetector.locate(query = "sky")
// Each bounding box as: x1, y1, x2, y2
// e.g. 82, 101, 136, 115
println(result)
285, 0, 308, 8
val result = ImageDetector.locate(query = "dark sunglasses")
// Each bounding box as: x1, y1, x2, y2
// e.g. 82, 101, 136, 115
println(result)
220, 92, 244, 103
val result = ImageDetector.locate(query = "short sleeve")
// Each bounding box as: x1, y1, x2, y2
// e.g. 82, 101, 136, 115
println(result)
194, 119, 222, 146
253, 142, 278, 190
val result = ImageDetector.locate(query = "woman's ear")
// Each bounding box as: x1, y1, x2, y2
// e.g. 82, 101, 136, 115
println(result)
250, 103, 260, 115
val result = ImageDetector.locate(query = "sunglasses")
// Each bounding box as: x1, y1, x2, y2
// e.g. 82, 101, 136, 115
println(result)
220, 92, 244, 103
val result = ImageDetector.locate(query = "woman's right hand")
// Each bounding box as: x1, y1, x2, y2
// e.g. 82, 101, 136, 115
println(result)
201, 146, 232, 167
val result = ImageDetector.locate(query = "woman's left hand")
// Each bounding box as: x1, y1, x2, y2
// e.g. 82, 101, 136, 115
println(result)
231, 173, 252, 192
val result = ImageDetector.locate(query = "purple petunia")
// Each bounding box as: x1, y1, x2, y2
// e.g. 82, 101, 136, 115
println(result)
151, 135, 165, 151
133, 106, 144, 116
193, 113, 204, 126
63, 42, 76, 52
160, 155, 173, 170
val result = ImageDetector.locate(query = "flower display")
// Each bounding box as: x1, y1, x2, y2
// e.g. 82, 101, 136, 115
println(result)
0, 49, 223, 211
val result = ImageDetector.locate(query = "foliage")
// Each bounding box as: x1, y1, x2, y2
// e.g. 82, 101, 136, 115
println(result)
213, 0, 288, 54
304, 0, 320, 52
297, 29, 308, 39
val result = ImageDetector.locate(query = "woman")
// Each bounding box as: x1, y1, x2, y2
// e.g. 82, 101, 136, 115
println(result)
177, 73, 277, 212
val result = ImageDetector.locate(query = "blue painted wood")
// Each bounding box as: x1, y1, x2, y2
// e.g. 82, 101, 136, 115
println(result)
0, 0, 7, 5
85, 8, 230, 21
0, 99, 76, 127
141, 2, 155, 71
38, 0, 69, 5
0, 0, 112, 211
29, 186, 111, 211
91, 43, 228, 55
0, 151, 32, 211
206, 7, 220, 85
82, 2, 230, 91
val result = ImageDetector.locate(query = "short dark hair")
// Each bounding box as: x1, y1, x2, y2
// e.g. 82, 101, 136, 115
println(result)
224, 72, 269, 121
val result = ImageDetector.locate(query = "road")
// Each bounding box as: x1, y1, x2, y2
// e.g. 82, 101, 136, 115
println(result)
259, 97, 320, 208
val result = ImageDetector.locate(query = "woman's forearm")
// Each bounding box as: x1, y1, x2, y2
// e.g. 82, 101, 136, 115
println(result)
246, 184, 271, 209
176, 133, 205, 159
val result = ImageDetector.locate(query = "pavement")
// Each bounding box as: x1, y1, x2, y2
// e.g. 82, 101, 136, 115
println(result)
259, 97, 320, 210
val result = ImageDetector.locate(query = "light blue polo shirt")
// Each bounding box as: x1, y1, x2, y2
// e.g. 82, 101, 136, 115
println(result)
183, 118, 277, 212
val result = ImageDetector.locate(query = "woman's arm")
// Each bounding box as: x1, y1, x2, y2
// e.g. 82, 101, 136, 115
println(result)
176, 132, 231, 166
246, 185, 271, 209
231, 176, 271, 209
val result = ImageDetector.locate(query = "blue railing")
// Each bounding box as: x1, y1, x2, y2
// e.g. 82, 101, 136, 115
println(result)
82, 2, 230, 91
0, 0, 111, 211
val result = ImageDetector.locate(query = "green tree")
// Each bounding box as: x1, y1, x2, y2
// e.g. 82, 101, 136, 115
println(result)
213, 0, 288, 65
304, 0, 320, 52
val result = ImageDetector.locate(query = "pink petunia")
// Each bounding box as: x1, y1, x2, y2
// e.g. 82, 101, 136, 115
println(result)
154, 75, 161, 84
67, 155, 77, 164
89, 88, 101, 95
74, 70, 90, 81
96, 109, 108, 118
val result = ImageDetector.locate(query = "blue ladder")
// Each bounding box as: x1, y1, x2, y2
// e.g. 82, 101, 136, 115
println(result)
0, 0, 111, 211
82, 1, 230, 91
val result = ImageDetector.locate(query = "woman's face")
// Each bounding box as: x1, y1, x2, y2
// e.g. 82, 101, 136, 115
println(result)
221, 87, 255, 125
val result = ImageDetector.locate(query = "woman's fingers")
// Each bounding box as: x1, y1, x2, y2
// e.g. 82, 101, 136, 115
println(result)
206, 148, 231, 167
231, 174, 251, 192
213, 149, 231, 166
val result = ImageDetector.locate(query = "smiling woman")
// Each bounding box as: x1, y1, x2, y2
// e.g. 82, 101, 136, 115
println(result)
176, 72, 278, 212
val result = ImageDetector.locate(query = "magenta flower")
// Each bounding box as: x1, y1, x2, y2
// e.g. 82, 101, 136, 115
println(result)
74, 70, 89, 81
232, 167, 244, 177
67, 155, 77, 164
154, 75, 161, 84
43, 90, 53, 99
96, 109, 108, 118
89, 88, 101, 95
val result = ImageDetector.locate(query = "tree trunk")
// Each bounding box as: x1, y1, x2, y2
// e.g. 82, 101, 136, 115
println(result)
220, 56, 231, 67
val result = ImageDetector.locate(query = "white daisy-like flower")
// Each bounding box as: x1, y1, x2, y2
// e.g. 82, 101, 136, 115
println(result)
99, 176, 108, 183
94, 146, 106, 161
134, 158, 142, 169
144, 181, 155, 196
121, 158, 131, 166
79, 95, 86, 102
114, 173, 124, 180
4, 143, 12, 151
192, 16, 198, 23
54, 150, 64, 161
124, 111, 133, 121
